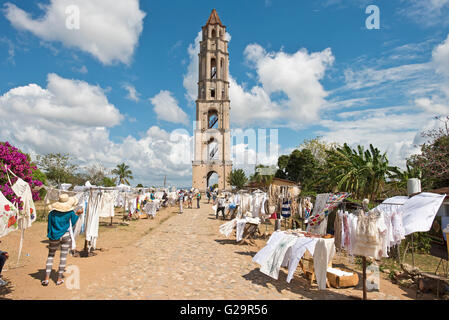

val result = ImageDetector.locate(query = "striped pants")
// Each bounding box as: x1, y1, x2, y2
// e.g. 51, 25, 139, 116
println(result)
45, 232, 71, 278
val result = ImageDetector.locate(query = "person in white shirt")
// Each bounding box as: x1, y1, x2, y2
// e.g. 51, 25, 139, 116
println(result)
216, 195, 227, 220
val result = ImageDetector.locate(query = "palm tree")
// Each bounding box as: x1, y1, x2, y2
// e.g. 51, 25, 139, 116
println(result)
326, 144, 398, 201
388, 163, 422, 195
111, 163, 134, 185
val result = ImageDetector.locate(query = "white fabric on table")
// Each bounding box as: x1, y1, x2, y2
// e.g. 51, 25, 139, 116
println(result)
285, 237, 318, 283
253, 231, 287, 266
259, 234, 298, 280
313, 238, 336, 290
219, 219, 237, 238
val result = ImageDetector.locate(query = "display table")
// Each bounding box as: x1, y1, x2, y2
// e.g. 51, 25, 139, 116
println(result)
253, 230, 335, 290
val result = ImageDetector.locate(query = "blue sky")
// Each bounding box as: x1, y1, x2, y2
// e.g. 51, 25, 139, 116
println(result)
1, 0, 449, 187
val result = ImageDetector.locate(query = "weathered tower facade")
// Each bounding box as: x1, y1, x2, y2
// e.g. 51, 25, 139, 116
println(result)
192, 9, 232, 192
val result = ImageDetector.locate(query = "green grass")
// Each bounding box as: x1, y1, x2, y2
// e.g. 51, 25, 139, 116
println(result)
381, 252, 448, 276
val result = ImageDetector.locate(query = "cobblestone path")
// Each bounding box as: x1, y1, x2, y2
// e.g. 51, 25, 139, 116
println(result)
70, 202, 404, 300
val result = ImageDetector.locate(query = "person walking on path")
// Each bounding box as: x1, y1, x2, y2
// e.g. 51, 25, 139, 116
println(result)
212, 191, 218, 205
178, 190, 185, 214
162, 191, 168, 207
42, 194, 83, 286
0, 242, 9, 287
187, 191, 193, 209
196, 191, 202, 209
206, 190, 211, 204
216, 195, 227, 220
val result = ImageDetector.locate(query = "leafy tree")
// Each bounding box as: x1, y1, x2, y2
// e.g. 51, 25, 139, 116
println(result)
300, 137, 338, 165
36, 153, 78, 187
101, 176, 117, 187
250, 164, 274, 187
388, 162, 422, 195
31, 166, 47, 186
85, 163, 109, 186
111, 163, 133, 185
410, 116, 449, 189
286, 149, 319, 185
136, 183, 144, 188
275, 149, 320, 192
227, 169, 248, 190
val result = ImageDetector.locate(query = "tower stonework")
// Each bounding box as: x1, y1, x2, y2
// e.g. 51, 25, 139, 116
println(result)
192, 9, 232, 192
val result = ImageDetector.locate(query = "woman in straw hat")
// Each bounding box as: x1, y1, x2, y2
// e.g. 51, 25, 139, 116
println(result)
42, 194, 83, 286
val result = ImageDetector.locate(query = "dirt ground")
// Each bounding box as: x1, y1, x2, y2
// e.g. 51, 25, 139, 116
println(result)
0, 201, 438, 300
0, 204, 178, 300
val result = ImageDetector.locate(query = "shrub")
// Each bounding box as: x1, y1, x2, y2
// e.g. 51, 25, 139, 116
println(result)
0, 141, 44, 209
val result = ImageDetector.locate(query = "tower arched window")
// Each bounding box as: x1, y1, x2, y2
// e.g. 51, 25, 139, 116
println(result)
220, 58, 225, 79
212, 29, 217, 38
208, 110, 219, 129
208, 138, 219, 161
211, 58, 217, 79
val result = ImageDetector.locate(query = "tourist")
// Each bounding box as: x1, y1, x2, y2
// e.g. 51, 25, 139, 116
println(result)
42, 194, 83, 286
212, 191, 217, 204
196, 191, 202, 208
178, 190, 185, 214
206, 190, 211, 203
150, 190, 155, 201
187, 191, 193, 209
142, 196, 149, 207
0, 243, 8, 287
216, 194, 227, 220
162, 191, 168, 207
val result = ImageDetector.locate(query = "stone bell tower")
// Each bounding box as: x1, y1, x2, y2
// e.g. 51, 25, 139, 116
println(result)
192, 9, 232, 192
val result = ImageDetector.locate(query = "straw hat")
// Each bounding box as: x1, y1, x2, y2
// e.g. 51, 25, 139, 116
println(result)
49, 194, 78, 212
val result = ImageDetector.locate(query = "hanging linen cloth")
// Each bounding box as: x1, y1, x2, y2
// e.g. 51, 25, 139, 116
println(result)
307, 193, 350, 227
5, 167, 36, 229
5, 166, 37, 264
352, 208, 385, 260
219, 218, 237, 238
85, 191, 101, 250
143, 201, 157, 217
73, 191, 88, 238
0, 191, 19, 237
98, 192, 115, 218
399, 192, 446, 236
281, 199, 291, 219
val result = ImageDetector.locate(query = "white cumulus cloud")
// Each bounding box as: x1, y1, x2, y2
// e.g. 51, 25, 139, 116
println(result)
0, 75, 196, 186
433, 34, 449, 76
122, 83, 140, 102
3, 0, 146, 65
150, 90, 189, 125
232, 44, 334, 128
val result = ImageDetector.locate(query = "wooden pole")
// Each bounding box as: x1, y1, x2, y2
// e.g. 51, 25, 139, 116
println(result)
411, 233, 415, 268
362, 256, 367, 300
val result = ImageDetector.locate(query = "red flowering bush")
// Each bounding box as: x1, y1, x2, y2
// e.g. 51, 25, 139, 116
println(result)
0, 141, 44, 209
